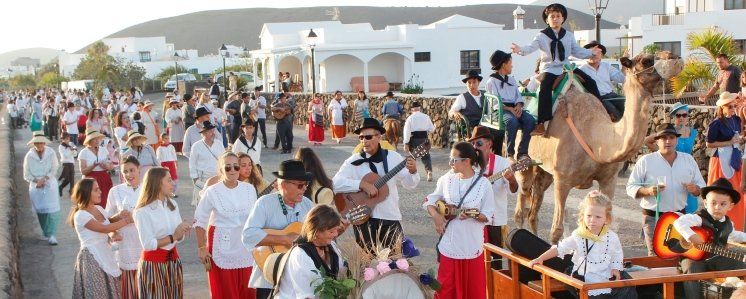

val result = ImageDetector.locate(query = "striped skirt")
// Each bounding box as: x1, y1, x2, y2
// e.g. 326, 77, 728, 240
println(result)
72, 248, 122, 299
137, 249, 183, 299
121, 270, 138, 299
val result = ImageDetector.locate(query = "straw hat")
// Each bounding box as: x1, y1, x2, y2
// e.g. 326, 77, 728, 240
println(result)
143, 100, 155, 108
125, 131, 148, 147
716, 92, 737, 107
27, 131, 51, 146
83, 130, 105, 146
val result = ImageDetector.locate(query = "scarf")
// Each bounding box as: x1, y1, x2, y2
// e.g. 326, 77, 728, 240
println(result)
238, 135, 257, 152
573, 224, 609, 243
541, 27, 567, 62
351, 148, 386, 174
490, 73, 513, 88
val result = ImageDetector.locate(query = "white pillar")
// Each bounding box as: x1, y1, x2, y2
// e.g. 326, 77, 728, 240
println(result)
272, 56, 280, 92
363, 62, 369, 93
263, 58, 269, 92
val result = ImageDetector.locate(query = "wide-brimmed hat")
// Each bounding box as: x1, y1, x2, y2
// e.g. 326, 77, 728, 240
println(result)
27, 131, 51, 146
354, 118, 386, 135
165, 93, 174, 98
263, 250, 291, 286
125, 131, 148, 147
490, 50, 512, 70
272, 159, 312, 181
701, 178, 741, 204
195, 107, 211, 119
411, 101, 421, 108
199, 121, 217, 133
542, 3, 568, 24
716, 92, 737, 107
652, 123, 681, 139
385, 91, 395, 98
462, 69, 483, 83
83, 130, 105, 145
468, 126, 493, 142
169, 98, 181, 105
669, 102, 689, 116
142, 100, 155, 108
584, 41, 607, 56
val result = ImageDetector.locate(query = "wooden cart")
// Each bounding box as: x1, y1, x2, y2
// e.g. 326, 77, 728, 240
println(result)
484, 243, 746, 299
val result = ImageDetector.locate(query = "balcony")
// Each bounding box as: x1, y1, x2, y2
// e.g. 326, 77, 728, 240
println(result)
652, 14, 684, 26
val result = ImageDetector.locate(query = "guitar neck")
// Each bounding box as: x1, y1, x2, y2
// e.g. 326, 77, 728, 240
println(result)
373, 160, 407, 189
487, 171, 506, 183
696, 243, 746, 261
259, 179, 277, 197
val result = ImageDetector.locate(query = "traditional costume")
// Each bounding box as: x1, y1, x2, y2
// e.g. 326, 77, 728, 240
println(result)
23, 132, 61, 242
105, 183, 143, 298
133, 198, 184, 298
189, 121, 225, 206
72, 206, 122, 298
78, 131, 114, 208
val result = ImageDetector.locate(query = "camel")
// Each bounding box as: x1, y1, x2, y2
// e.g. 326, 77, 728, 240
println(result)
515, 53, 684, 243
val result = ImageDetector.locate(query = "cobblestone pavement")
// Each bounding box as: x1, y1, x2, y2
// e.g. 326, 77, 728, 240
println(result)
18, 93, 648, 297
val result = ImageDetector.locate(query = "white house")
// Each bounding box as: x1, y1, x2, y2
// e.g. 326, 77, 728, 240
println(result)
58, 36, 248, 79
627, 0, 746, 57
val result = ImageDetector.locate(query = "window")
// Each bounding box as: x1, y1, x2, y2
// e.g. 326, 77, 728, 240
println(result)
139, 51, 151, 62
725, 0, 746, 9
735, 40, 746, 55
687, 0, 707, 12
654, 42, 682, 57
414, 52, 431, 62
460, 50, 480, 75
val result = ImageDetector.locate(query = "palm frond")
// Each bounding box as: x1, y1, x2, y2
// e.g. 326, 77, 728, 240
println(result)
672, 60, 717, 96
686, 28, 739, 60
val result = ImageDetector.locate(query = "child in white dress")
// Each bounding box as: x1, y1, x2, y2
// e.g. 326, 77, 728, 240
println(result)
156, 133, 179, 194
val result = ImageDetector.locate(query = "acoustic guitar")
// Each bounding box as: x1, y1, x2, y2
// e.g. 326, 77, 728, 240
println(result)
333, 143, 431, 225
486, 156, 536, 183
257, 179, 277, 197
271, 106, 290, 120
652, 212, 746, 262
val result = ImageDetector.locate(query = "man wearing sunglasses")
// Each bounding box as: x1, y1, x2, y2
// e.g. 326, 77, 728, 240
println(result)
333, 118, 419, 251
403, 101, 434, 181
189, 120, 226, 206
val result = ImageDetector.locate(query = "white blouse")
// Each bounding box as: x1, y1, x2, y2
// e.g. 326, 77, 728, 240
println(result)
78, 146, 109, 172
105, 184, 143, 270
424, 170, 495, 259
555, 231, 624, 296
484, 154, 517, 226
276, 242, 346, 298
194, 181, 257, 269
58, 144, 78, 164
328, 99, 347, 125
74, 206, 122, 277
23, 147, 59, 183
188, 139, 224, 179
164, 108, 182, 125
156, 144, 178, 162
114, 127, 128, 152
133, 198, 183, 251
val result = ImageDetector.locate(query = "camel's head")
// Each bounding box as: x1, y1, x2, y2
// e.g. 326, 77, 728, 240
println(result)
620, 52, 682, 94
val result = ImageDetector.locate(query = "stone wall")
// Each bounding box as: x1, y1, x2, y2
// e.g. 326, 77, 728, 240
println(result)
0, 106, 23, 298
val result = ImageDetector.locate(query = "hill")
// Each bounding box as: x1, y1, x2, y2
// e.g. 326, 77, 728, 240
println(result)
89, 4, 620, 55
531, 0, 663, 25
0, 48, 61, 68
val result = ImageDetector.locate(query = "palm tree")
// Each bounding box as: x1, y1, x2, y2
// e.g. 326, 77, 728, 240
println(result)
672, 28, 744, 96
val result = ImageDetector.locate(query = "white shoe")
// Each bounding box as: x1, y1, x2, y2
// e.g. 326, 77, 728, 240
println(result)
48, 235, 58, 245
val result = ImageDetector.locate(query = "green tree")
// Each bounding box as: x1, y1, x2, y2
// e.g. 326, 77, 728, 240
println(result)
117, 59, 146, 88
155, 65, 189, 84
672, 28, 745, 96
37, 72, 68, 88
0, 78, 8, 89
8, 74, 36, 89
73, 41, 121, 93
641, 44, 662, 55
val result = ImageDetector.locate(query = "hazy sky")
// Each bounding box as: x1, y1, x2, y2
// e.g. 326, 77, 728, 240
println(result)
5, 0, 533, 54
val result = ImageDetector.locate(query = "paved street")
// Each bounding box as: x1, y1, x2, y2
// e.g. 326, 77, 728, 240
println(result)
17, 94, 649, 298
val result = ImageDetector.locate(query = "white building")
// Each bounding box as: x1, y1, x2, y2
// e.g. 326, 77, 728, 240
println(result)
58, 36, 248, 79
628, 0, 746, 57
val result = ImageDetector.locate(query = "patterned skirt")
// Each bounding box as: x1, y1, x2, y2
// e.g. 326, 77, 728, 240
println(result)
121, 270, 138, 299
137, 249, 183, 299
72, 248, 122, 299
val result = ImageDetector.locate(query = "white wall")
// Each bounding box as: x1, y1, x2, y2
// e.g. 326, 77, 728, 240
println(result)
319, 55, 363, 92
368, 53, 405, 84
278, 56, 302, 80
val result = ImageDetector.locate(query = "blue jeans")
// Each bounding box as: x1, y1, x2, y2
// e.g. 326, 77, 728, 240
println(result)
503, 110, 536, 157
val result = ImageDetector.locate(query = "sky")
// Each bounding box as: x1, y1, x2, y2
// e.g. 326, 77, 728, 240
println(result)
4, 0, 533, 55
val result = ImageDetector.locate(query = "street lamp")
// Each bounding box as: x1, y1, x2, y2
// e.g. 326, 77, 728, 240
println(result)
173, 52, 180, 92
307, 29, 318, 94
220, 44, 228, 96
589, 0, 610, 43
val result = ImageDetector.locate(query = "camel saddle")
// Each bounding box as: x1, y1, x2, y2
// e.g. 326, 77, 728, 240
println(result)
525, 64, 588, 120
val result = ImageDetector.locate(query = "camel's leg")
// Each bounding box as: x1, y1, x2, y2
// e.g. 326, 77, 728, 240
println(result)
550, 181, 573, 244
528, 170, 553, 234
514, 167, 536, 229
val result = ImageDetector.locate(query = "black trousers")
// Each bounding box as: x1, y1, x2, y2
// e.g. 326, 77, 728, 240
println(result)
229, 121, 241, 144
485, 225, 504, 270
600, 92, 624, 121
537, 70, 600, 124
58, 163, 74, 194
277, 120, 293, 151
256, 288, 272, 299
353, 218, 403, 254
46, 116, 59, 141
408, 136, 432, 171
255, 118, 267, 146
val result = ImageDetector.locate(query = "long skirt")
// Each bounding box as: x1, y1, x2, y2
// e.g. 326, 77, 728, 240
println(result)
36, 211, 60, 238
161, 161, 178, 180
207, 226, 255, 298
121, 269, 138, 299
435, 253, 486, 299
331, 124, 346, 139
86, 170, 113, 208
29, 116, 42, 132
308, 118, 325, 143
708, 157, 745, 230
137, 249, 183, 298
171, 142, 183, 153
72, 248, 122, 299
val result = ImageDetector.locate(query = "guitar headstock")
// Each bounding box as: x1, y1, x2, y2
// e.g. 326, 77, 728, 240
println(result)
510, 156, 537, 173
409, 142, 431, 160
346, 205, 372, 225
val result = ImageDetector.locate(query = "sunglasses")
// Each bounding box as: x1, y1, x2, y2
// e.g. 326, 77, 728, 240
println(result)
223, 164, 241, 172
448, 157, 468, 165
285, 181, 309, 189
675, 113, 688, 118
358, 134, 379, 141
471, 140, 484, 147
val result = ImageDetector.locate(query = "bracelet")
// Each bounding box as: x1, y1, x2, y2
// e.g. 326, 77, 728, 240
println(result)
169, 235, 174, 244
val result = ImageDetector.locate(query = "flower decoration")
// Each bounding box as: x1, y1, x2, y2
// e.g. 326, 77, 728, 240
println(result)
395, 259, 409, 271
419, 269, 442, 291
363, 267, 377, 281
376, 261, 391, 275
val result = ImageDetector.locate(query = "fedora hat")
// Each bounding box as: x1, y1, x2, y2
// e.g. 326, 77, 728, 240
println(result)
183, 93, 193, 101
241, 117, 256, 127
125, 131, 148, 147
584, 41, 607, 56
354, 117, 386, 135
195, 107, 211, 119
490, 50, 512, 70
669, 102, 689, 116
652, 123, 681, 140
462, 69, 483, 83
83, 130, 106, 145
542, 3, 568, 24
716, 92, 737, 107
272, 159, 312, 181
199, 121, 217, 133
701, 178, 741, 204
468, 126, 493, 142
142, 100, 155, 108
27, 131, 51, 146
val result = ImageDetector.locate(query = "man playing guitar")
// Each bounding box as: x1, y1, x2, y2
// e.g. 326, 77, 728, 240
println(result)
270, 93, 294, 154
333, 118, 419, 252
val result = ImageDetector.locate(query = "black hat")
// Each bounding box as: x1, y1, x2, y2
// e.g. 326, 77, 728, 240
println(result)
254, 86, 262, 91
183, 93, 193, 101
354, 117, 386, 135
195, 107, 211, 119
701, 178, 741, 204
462, 69, 483, 83
653, 123, 681, 140
272, 159, 312, 181
584, 41, 607, 55
386, 91, 394, 98
411, 101, 421, 108
490, 50, 512, 70
542, 3, 568, 25
241, 117, 256, 127
199, 120, 217, 133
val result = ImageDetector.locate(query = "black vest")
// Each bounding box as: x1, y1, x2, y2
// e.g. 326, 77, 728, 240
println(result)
296, 241, 340, 279
461, 92, 484, 127
697, 209, 733, 246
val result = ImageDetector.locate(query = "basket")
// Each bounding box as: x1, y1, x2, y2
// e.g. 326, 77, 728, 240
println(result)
701, 280, 735, 299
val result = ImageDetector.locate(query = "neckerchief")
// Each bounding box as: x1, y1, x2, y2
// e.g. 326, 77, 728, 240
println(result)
490, 73, 513, 88
238, 135, 257, 151
541, 27, 567, 61
573, 224, 608, 243
351, 148, 386, 174
296, 238, 340, 279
